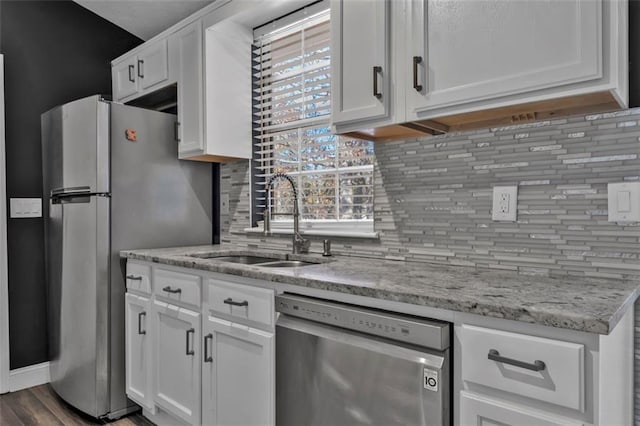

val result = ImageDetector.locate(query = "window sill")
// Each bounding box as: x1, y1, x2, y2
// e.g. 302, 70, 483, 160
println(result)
242, 227, 379, 239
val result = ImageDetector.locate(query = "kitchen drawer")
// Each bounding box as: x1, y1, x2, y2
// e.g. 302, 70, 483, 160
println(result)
206, 279, 274, 327
154, 268, 201, 308
460, 391, 583, 426
126, 262, 151, 294
461, 324, 584, 411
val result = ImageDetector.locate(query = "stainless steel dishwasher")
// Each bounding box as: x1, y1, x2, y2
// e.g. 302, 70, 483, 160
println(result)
275, 294, 450, 426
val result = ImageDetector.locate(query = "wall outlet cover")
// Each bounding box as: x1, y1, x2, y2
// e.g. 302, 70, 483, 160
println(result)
492, 186, 518, 222
221, 193, 230, 215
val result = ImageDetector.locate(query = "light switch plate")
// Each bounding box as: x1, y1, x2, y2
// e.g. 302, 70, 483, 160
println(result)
608, 182, 640, 222
10, 198, 42, 218
492, 186, 518, 222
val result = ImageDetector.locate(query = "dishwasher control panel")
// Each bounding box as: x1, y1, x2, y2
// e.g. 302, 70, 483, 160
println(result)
276, 294, 450, 350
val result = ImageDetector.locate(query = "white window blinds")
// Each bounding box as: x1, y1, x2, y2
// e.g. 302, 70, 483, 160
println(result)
253, 9, 375, 227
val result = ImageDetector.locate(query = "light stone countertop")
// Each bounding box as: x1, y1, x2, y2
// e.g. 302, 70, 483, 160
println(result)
121, 245, 640, 335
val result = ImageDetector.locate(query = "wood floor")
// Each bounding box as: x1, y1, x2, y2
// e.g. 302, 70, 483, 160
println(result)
0, 385, 154, 426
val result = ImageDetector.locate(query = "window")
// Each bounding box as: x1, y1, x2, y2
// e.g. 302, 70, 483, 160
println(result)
252, 6, 375, 236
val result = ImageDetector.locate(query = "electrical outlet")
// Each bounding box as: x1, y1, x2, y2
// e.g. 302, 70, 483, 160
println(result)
220, 194, 229, 215
492, 186, 518, 221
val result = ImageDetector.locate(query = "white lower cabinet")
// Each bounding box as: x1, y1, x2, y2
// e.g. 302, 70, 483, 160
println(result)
202, 316, 275, 426
153, 299, 202, 425
125, 293, 153, 412
125, 263, 275, 426
460, 392, 582, 426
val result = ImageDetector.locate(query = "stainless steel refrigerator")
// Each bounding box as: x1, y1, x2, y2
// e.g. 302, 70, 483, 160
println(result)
41, 95, 212, 419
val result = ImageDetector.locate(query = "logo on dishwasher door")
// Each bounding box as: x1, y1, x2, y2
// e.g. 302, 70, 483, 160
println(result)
423, 368, 438, 392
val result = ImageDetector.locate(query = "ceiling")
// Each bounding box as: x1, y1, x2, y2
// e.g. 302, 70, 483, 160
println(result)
74, 0, 214, 40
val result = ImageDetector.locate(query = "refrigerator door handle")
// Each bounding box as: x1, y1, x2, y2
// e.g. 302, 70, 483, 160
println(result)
51, 189, 110, 204
51, 186, 92, 197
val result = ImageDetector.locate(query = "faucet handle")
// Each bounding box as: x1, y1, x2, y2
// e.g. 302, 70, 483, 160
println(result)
322, 239, 332, 257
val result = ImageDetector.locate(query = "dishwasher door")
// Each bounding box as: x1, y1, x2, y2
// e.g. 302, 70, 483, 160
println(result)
276, 315, 450, 426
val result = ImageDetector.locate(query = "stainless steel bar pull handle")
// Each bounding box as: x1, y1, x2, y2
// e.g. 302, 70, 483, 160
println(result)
204, 333, 213, 363
186, 328, 195, 356
138, 312, 146, 335
128, 65, 135, 83
488, 349, 546, 372
372, 66, 382, 99
137, 59, 144, 78
223, 298, 248, 307
162, 286, 182, 294
127, 275, 142, 281
412, 56, 423, 92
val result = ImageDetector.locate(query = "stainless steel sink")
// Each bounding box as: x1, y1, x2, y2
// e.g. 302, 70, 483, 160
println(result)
257, 260, 317, 268
187, 253, 320, 268
190, 254, 279, 264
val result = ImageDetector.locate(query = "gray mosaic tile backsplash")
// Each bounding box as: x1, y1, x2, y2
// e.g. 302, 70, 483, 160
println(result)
220, 108, 640, 421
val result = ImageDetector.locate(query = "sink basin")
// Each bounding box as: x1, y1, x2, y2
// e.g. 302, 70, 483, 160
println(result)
258, 260, 318, 268
190, 254, 279, 264
187, 253, 321, 268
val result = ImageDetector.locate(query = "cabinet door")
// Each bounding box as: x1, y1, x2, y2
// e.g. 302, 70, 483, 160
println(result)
172, 20, 204, 157
153, 300, 201, 425
125, 293, 153, 411
138, 39, 169, 91
202, 316, 274, 426
460, 392, 583, 426
113, 56, 138, 101
331, 0, 389, 125
407, 0, 602, 116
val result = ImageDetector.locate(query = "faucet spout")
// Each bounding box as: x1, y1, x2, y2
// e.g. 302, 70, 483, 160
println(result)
263, 173, 310, 254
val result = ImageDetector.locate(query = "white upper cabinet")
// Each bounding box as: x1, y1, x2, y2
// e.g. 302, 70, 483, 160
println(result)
171, 20, 204, 158
332, 0, 628, 140
112, 39, 171, 103
331, 0, 390, 126
406, 0, 602, 116
111, 0, 252, 163
138, 39, 170, 91
113, 56, 139, 101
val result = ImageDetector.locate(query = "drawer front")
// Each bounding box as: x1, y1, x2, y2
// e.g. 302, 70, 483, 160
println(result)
154, 268, 201, 308
461, 325, 584, 411
460, 392, 583, 426
126, 262, 151, 294
207, 279, 274, 327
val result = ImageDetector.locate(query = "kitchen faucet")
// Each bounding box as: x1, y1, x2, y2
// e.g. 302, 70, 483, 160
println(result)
263, 173, 310, 254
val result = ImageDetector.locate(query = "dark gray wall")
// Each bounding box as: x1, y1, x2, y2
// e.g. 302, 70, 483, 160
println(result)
0, 1, 142, 369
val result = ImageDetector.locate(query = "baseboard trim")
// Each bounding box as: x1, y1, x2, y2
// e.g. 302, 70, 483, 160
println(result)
8, 361, 50, 392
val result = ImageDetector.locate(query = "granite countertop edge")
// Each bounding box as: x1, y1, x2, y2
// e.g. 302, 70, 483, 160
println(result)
121, 246, 640, 335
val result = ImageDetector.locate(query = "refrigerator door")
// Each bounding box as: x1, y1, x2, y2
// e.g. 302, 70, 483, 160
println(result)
41, 95, 110, 195
42, 95, 111, 418
46, 194, 110, 418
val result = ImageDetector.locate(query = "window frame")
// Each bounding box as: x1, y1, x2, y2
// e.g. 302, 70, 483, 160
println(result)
250, 4, 376, 238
